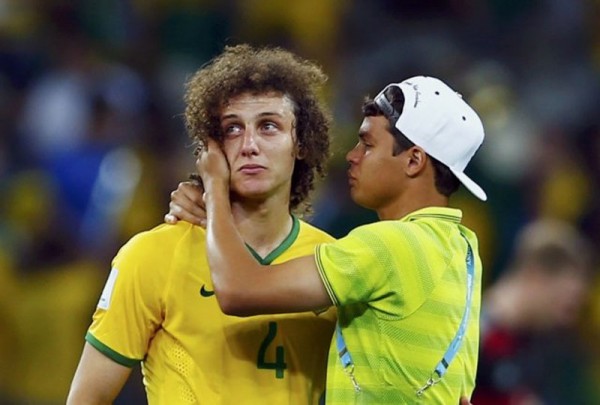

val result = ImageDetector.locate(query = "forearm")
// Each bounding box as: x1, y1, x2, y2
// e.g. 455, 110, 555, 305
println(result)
201, 158, 332, 316
204, 181, 264, 314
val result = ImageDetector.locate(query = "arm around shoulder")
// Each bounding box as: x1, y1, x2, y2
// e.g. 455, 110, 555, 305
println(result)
67, 342, 133, 405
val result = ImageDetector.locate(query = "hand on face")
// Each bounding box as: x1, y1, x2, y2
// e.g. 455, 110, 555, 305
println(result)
196, 137, 230, 193
164, 180, 207, 227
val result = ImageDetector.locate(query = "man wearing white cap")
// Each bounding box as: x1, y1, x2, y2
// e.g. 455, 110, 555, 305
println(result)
193, 75, 486, 404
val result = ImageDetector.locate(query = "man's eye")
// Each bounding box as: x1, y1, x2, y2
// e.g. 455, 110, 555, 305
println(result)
225, 125, 242, 136
262, 122, 277, 131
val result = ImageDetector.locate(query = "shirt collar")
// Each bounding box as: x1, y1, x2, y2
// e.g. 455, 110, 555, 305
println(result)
400, 206, 463, 224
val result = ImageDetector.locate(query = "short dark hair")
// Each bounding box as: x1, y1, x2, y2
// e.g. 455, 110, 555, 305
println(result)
362, 87, 460, 197
184, 44, 331, 214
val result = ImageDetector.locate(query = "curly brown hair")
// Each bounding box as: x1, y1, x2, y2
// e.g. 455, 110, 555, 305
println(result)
184, 44, 331, 214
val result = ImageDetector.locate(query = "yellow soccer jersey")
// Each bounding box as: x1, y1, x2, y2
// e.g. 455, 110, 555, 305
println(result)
315, 207, 482, 404
87, 216, 336, 404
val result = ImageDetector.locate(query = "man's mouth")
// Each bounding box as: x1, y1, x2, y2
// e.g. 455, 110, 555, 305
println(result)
239, 164, 266, 174
347, 171, 357, 184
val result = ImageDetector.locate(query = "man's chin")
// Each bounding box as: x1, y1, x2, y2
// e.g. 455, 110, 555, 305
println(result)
350, 189, 370, 209
230, 188, 270, 201
231, 180, 268, 194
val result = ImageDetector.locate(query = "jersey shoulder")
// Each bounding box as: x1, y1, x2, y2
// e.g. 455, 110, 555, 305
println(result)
343, 219, 414, 245
297, 219, 336, 243
115, 222, 205, 264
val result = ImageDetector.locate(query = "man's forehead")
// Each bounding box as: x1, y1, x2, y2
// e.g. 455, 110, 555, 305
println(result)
221, 92, 295, 116
359, 115, 388, 135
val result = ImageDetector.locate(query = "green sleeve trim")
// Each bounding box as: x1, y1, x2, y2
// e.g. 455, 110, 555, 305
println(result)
85, 332, 141, 368
315, 244, 339, 306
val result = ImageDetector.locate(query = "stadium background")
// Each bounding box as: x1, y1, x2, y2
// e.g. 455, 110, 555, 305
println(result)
0, 0, 599, 403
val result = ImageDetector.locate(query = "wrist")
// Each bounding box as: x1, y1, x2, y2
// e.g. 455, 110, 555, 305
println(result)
204, 178, 229, 204
204, 176, 228, 192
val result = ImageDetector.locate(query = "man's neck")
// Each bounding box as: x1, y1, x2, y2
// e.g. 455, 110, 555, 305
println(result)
376, 186, 449, 220
231, 195, 294, 259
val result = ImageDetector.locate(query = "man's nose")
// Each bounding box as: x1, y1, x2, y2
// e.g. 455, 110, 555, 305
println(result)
241, 128, 259, 155
346, 143, 359, 163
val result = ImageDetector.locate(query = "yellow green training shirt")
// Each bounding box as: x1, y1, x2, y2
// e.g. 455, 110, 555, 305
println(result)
87, 217, 336, 404
315, 207, 482, 404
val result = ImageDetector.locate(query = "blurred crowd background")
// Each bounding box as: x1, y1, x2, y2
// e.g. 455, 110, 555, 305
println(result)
1, 0, 600, 404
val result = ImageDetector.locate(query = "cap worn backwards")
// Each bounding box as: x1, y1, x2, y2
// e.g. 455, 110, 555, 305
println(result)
374, 75, 487, 201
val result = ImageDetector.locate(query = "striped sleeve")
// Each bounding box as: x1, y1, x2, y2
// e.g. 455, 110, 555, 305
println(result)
314, 224, 390, 306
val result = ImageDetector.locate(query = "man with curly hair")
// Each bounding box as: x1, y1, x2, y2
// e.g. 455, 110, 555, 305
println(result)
67, 44, 336, 404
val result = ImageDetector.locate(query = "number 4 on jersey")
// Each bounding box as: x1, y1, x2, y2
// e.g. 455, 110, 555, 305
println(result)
257, 321, 287, 378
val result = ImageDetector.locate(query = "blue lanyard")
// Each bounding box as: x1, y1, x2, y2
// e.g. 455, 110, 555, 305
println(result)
336, 323, 361, 392
416, 234, 475, 396
335, 233, 475, 396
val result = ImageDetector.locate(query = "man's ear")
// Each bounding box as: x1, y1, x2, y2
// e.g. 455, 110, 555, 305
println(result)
404, 146, 428, 177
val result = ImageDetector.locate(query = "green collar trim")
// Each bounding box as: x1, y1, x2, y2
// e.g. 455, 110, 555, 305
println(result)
246, 215, 299, 265
402, 207, 462, 224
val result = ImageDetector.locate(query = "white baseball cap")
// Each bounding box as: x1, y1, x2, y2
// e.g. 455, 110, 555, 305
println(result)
374, 75, 487, 201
